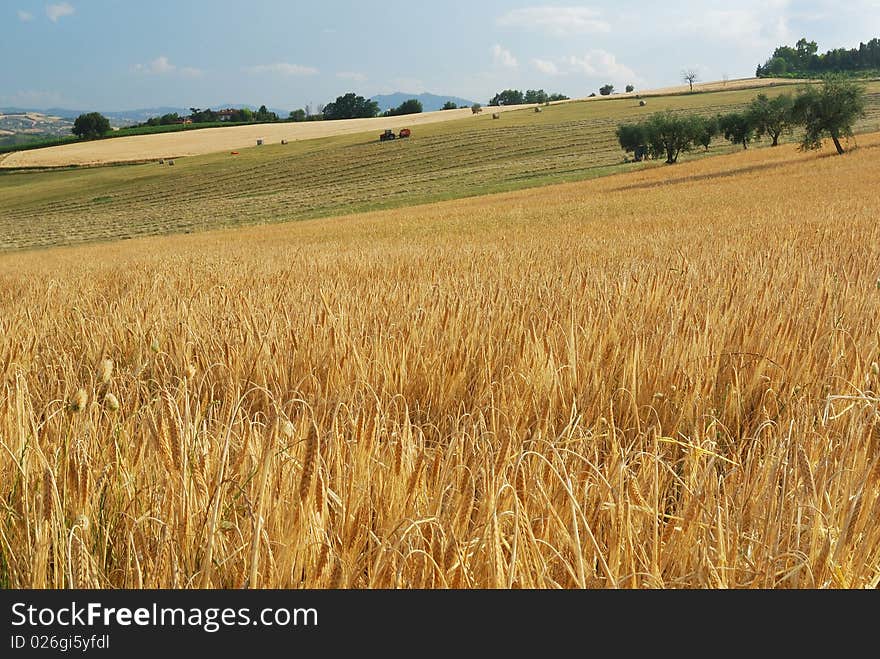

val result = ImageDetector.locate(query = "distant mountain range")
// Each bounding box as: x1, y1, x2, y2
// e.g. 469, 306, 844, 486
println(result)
370, 93, 477, 112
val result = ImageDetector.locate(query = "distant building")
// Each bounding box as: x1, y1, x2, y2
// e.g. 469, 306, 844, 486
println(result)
216, 109, 237, 122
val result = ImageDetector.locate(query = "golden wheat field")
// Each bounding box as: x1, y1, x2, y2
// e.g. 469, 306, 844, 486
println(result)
1, 134, 879, 589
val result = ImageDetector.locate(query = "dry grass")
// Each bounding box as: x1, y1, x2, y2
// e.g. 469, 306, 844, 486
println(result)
0, 105, 531, 169
0, 77, 807, 169
3, 83, 879, 253
1, 135, 880, 589
612, 76, 812, 98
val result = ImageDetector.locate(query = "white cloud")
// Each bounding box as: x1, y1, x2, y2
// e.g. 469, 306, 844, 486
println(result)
530, 50, 640, 85
134, 56, 203, 77
497, 6, 610, 36
135, 56, 173, 75
147, 56, 174, 74
492, 44, 518, 69
563, 50, 638, 82
533, 58, 560, 75
244, 62, 319, 76
337, 71, 367, 83
46, 2, 74, 22
679, 2, 792, 48
17, 9, 34, 21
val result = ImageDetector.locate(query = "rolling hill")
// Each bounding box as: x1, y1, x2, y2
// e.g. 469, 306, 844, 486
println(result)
2, 80, 879, 252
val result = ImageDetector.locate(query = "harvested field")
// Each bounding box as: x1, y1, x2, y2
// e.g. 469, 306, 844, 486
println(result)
1, 137, 879, 588
0, 78, 811, 169
0, 85, 880, 250
0, 105, 531, 168
620, 76, 811, 96
3, 83, 879, 252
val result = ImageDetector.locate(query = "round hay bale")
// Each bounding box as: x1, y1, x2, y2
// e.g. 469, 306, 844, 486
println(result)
639, 100, 647, 107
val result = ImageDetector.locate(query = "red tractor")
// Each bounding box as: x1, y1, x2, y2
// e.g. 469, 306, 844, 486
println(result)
379, 128, 412, 142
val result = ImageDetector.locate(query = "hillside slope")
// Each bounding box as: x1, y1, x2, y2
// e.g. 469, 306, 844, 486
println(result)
2, 82, 879, 252
0, 105, 529, 168
0, 77, 805, 169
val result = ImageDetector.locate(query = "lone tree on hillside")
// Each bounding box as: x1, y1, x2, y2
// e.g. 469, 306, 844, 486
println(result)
682, 69, 699, 92
792, 77, 867, 155
72, 112, 111, 140
471, 103, 483, 114
747, 93, 795, 146
625, 84, 635, 93
599, 84, 615, 96
322, 93, 379, 120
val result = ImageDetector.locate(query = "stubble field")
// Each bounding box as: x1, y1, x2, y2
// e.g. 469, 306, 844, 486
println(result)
0, 77, 803, 169
1, 134, 879, 588
2, 82, 880, 253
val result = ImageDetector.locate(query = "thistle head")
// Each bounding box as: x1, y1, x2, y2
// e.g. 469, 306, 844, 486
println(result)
69, 389, 88, 413
103, 392, 120, 412
97, 358, 113, 384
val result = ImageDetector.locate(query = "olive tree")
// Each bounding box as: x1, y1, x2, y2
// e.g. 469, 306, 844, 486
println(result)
719, 112, 756, 149
644, 111, 701, 164
616, 123, 649, 161
792, 77, 866, 155
747, 93, 795, 146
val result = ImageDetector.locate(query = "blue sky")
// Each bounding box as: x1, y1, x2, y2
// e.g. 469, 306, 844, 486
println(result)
3, 1, 879, 111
